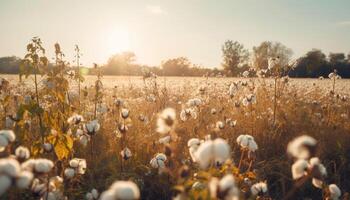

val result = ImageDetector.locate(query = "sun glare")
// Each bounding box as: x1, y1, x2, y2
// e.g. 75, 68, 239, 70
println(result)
107, 29, 130, 55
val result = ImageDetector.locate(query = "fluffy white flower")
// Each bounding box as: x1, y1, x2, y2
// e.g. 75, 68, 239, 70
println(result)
287, 135, 317, 159
121, 108, 129, 119
156, 108, 176, 134
67, 114, 84, 125
150, 153, 167, 169
120, 148, 132, 160
291, 159, 308, 179
16, 171, 34, 189
100, 181, 140, 200
186, 98, 202, 107
15, 146, 30, 160
64, 168, 75, 179
0, 158, 21, 177
158, 136, 171, 144
85, 120, 100, 135
69, 158, 87, 175
194, 138, 230, 169
329, 184, 341, 200
236, 135, 258, 152
209, 174, 239, 200
250, 182, 268, 196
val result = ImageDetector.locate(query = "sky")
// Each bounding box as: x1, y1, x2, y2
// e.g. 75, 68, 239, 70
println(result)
0, 0, 350, 68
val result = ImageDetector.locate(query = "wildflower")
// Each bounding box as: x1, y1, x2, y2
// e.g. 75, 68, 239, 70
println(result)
156, 108, 176, 134
287, 135, 317, 159
329, 184, 341, 200
100, 180, 140, 200
236, 135, 258, 152
209, 174, 239, 200
120, 147, 132, 160
85, 120, 100, 135
194, 138, 230, 169
15, 146, 30, 161
250, 182, 268, 196
0, 130, 16, 152
187, 138, 200, 162
150, 153, 167, 169
67, 114, 84, 125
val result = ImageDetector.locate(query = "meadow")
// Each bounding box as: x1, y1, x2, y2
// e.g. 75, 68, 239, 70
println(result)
0, 67, 349, 200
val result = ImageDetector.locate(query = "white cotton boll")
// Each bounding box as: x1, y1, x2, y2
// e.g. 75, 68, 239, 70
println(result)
67, 114, 84, 124
329, 184, 341, 200
21, 159, 36, 171
79, 135, 89, 147
69, 159, 80, 168
121, 108, 129, 119
86, 192, 94, 200
149, 158, 159, 168
110, 181, 140, 200
219, 174, 236, 193
209, 177, 219, 198
237, 135, 258, 151
16, 171, 34, 189
251, 182, 268, 196
291, 159, 308, 179
187, 138, 200, 148
100, 189, 116, 200
194, 140, 214, 169
120, 148, 132, 160
0, 158, 21, 177
158, 136, 171, 144
91, 188, 99, 199
155, 153, 167, 161
309, 157, 327, 177
64, 168, 75, 179
31, 179, 46, 195
0, 175, 11, 196
287, 135, 317, 159
85, 120, 100, 134
15, 146, 30, 160
189, 146, 198, 162
212, 138, 230, 164
43, 143, 53, 152
156, 108, 176, 134
0, 130, 16, 142
312, 178, 323, 189
34, 159, 54, 173
78, 159, 87, 175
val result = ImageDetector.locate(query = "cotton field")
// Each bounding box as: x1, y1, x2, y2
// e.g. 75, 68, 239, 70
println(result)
0, 44, 350, 199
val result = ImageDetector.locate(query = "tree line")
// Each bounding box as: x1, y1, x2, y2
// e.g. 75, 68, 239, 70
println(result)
0, 40, 349, 78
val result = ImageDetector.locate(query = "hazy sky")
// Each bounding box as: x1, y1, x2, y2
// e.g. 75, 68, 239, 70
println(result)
0, 0, 349, 68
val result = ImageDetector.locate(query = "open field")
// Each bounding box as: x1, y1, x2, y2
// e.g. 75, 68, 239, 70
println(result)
0, 73, 350, 200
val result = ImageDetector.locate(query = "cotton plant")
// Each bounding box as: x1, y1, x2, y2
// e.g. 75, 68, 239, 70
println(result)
286, 135, 342, 199
64, 158, 87, 179
85, 188, 99, 200
99, 180, 140, 200
0, 130, 16, 152
150, 153, 167, 173
236, 134, 258, 170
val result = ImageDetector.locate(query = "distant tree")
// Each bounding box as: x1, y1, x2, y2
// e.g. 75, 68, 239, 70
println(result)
252, 41, 293, 71
103, 52, 138, 75
161, 57, 191, 76
291, 49, 330, 77
0, 56, 21, 74
329, 53, 349, 77
221, 40, 249, 76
